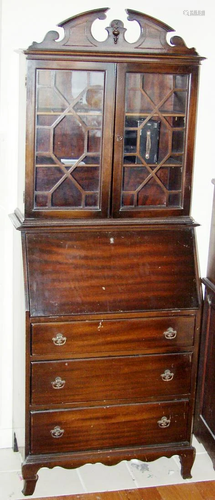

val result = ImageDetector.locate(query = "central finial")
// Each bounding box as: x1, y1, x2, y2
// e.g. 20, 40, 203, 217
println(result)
108, 19, 126, 45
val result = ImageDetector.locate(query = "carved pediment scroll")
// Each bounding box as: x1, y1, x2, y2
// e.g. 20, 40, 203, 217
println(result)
27, 8, 199, 56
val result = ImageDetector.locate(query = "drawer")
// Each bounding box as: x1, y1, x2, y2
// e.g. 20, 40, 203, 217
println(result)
30, 400, 189, 454
31, 353, 192, 405
31, 316, 195, 357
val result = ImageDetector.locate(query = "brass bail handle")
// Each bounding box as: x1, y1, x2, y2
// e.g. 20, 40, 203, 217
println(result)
51, 376, 66, 389
163, 327, 177, 340
157, 416, 171, 428
50, 426, 64, 438
52, 333, 67, 346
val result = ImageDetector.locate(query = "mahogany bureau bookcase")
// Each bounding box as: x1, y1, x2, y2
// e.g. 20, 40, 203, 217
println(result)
11, 8, 203, 496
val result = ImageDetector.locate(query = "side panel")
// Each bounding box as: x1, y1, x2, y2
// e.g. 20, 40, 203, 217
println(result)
194, 285, 215, 464
12, 231, 26, 456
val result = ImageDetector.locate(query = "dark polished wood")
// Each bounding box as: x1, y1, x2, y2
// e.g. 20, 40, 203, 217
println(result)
26, 8, 200, 56
21, 9, 203, 222
31, 353, 192, 406
26, 228, 199, 317
30, 401, 190, 454
21, 442, 196, 495
194, 180, 215, 468
11, 8, 203, 497
31, 315, 195, 358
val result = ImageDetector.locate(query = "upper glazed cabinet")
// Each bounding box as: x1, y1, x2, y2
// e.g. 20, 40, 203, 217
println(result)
24, 8, 202, 220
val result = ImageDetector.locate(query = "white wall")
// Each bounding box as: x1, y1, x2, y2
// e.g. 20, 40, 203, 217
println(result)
0, 0, 214, 448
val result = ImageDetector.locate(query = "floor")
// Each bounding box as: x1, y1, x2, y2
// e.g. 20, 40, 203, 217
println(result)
32, 481, 215, 500
1, 437, 215, 500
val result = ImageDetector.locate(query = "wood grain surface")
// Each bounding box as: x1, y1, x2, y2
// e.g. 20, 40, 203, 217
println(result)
33, 481, 215, 500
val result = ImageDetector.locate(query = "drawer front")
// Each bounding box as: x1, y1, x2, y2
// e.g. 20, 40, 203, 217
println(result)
30, 400, 189, 454
31, 316, 195, 357
31, 353, 192, 405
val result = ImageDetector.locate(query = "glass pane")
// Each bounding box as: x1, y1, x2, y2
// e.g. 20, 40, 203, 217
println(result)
35, 167, 63, 191
165, 116, 185, 127
37, 115, 61, 126
37, 87, 67, 113
123, 166, 149, 191
156, 166, 182, 190
53, 115, 85, 161
160, 91, 187, 114
125, 74, 154, 113
122, 193, 135, 207
52, 178, 82, 207
121, 72, 189, 209
175, 75, 188, 89
36, 128, 51, 153
138, 179, 167, 206
79, 115, 102, 127
35, 194, 49, 207
72, 167, 100, 191
38, 70, 53, 86
88, 130, 101, 153
36, 155, 57, 165
142, 74, 173, 106
172, 131, 185, 153
35, 69, 105, 210
82, 155, 100, 165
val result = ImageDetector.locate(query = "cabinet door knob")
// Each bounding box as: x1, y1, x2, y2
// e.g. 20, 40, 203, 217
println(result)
116, 135, 123, 141
50, 426, 64, 438
157, 416, 171, 428
51, 376, 66, 389
163, 327, 177, 340
161, 369, 174, 382
52, 333, 67, 346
